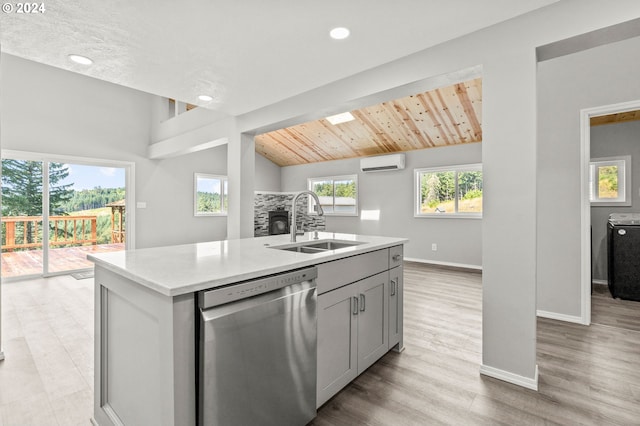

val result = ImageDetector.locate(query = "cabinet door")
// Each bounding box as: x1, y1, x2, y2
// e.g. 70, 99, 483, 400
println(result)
388, 265, 404, 350
356, 271, 389, 374
317, 283, 358, 407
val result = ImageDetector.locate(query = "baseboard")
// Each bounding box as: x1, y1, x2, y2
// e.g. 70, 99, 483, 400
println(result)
536, 309, 585, 324
480, 364, 538, 391
403, 257, 482, 272
592, 279, 607, 286
0, 351, 4, 361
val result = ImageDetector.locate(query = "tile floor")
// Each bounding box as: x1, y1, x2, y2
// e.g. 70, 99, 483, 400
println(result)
0, 275, 93, 426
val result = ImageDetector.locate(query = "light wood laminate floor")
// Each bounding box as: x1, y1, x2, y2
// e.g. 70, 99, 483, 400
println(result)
1, 263, 639, 425
0, 275, 93, 425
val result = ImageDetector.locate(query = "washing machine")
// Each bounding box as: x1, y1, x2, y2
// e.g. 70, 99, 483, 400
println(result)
607, 213, 640, 301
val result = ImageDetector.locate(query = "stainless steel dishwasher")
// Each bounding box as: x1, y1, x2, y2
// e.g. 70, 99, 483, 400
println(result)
198, 267, 318, 426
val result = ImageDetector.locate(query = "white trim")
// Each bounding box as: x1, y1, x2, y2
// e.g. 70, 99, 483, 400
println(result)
43, 162, 50, 275
307, 174, 358, 216
194, 173, 228, 216
592, 279, 607, 286
480, 364, 539, 391
403, 257, 482, 271
414, 163, 483, 218
413, 214, 482, 219
254, 191, 298, 195
579, 99, 640, 327
0, 351, 4, 361
589, 155, 631, 206
536, 310, 585, 325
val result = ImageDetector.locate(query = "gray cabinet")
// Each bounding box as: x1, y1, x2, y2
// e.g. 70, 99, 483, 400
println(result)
388, 265, 404, 350
356, 272, 389, 373
316, 245, 404, 408
317, 283, 358, 406
388, 245, 404, 350
317, 271, 389, 407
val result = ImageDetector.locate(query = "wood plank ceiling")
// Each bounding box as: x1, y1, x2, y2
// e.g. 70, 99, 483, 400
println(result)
590, 110, 640, 126
255, 78, 483, 167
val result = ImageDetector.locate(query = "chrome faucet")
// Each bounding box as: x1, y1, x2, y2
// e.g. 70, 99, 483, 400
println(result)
291, 190, 324, 242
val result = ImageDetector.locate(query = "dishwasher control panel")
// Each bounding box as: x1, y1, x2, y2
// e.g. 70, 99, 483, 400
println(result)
199, 267, 318, 308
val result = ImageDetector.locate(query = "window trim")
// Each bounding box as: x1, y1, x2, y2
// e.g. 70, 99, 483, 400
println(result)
194, 173, 228, 216
307, 174, 359, 217
589, 155, 631, 206
414, 163, 483, 219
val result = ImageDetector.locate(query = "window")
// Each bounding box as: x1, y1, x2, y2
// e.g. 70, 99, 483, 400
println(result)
415, 164, 483, 217
589, 156, 631, 206
308, 175, 358, 216
194, 173, 228, 216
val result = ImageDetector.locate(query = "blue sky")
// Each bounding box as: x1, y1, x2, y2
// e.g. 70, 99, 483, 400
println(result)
58, 164, 125, 191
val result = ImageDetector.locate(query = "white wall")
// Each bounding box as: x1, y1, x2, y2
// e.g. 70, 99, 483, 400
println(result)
537, 35, 640, 318
281, 143, 483, 267
235, 0, 640, 386
590, 120, 640, 281
254, 153, 281, 192
0, 53, 228, 248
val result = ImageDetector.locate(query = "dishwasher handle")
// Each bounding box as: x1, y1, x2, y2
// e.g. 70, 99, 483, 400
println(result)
200, 266, 317, 309
201, 281, 316, 322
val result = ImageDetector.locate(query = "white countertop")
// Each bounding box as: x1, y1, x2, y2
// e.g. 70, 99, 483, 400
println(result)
88, 232, 408, 297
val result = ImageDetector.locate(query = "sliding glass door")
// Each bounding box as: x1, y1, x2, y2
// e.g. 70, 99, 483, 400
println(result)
1, 154, 130, 279
1, 159, 45, 277
46, 162, 126, 274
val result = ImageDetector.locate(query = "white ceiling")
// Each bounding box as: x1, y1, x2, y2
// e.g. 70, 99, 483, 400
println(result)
1, 0, 558, 116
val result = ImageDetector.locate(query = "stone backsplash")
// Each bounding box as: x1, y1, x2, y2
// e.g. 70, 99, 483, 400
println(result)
254, 192, 326, 237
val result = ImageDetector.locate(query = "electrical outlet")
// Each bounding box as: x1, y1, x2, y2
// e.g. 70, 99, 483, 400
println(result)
432, 243, 437, 251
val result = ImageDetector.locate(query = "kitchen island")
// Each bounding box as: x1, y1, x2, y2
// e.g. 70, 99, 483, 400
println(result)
89, 231, 407, 426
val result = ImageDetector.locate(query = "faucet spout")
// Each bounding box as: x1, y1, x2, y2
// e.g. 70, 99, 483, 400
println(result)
291, 190, 324, 242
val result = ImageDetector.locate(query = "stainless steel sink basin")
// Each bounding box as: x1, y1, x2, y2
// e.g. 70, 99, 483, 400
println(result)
268, 239, 364, 254
303, 241, 361, 250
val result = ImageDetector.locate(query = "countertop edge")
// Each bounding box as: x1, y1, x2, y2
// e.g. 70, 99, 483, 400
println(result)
90, 234, 408, 297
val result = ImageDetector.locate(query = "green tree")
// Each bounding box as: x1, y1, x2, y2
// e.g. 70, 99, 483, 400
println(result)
335, 181, 356, 198
458, 171, 483, 198
2, 160, 73, 243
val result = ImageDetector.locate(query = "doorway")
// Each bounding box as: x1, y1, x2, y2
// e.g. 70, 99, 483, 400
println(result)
1, 151, 135, 280
580, 99, 640, 325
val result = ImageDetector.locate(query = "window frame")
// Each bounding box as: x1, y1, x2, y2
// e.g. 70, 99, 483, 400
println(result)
194, 173, 228, 216
414, 163, 483, 218
307, 174, 358, 216
589, 155, 631, 206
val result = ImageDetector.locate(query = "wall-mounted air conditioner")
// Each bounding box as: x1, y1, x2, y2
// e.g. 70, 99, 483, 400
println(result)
360, 153, 406, 172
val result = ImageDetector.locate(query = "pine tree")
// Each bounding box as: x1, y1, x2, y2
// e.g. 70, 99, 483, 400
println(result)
1, 160, 73, 244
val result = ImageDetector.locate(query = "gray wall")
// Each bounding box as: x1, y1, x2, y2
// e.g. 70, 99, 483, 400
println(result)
241, 0, 640, 384
537, 35, 640, 317
1, 53, 228, 248
590, 120, 640, 281
254, 153, 281, 192
281, 143, 483, 267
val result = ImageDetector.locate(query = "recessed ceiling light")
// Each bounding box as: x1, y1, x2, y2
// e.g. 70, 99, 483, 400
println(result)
68, 54, 93, 65
326, 111, 355, 125
198, 94, 213, 102
329, 27, 350, 40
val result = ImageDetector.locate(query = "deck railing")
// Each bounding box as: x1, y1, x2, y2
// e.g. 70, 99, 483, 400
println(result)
2, 215, 98, 251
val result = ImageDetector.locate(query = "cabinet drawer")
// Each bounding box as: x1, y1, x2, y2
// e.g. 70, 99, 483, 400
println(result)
316, 249, 389, 295
389, 245, 403, 269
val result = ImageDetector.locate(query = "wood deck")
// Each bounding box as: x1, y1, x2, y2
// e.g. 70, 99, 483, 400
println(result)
1, 243, 124, 278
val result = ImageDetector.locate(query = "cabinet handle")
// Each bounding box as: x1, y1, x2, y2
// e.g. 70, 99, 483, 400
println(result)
352, 296, 359, 315
391, 279, 397, 296
359, 294, 365, 312
392, 254, 401, 261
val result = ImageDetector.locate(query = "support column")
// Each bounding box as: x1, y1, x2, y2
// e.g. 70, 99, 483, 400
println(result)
227, 128, 255, 239
480, 47, 538, 389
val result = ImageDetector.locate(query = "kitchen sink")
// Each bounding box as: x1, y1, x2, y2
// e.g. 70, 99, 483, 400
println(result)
269, 239, 364, 254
